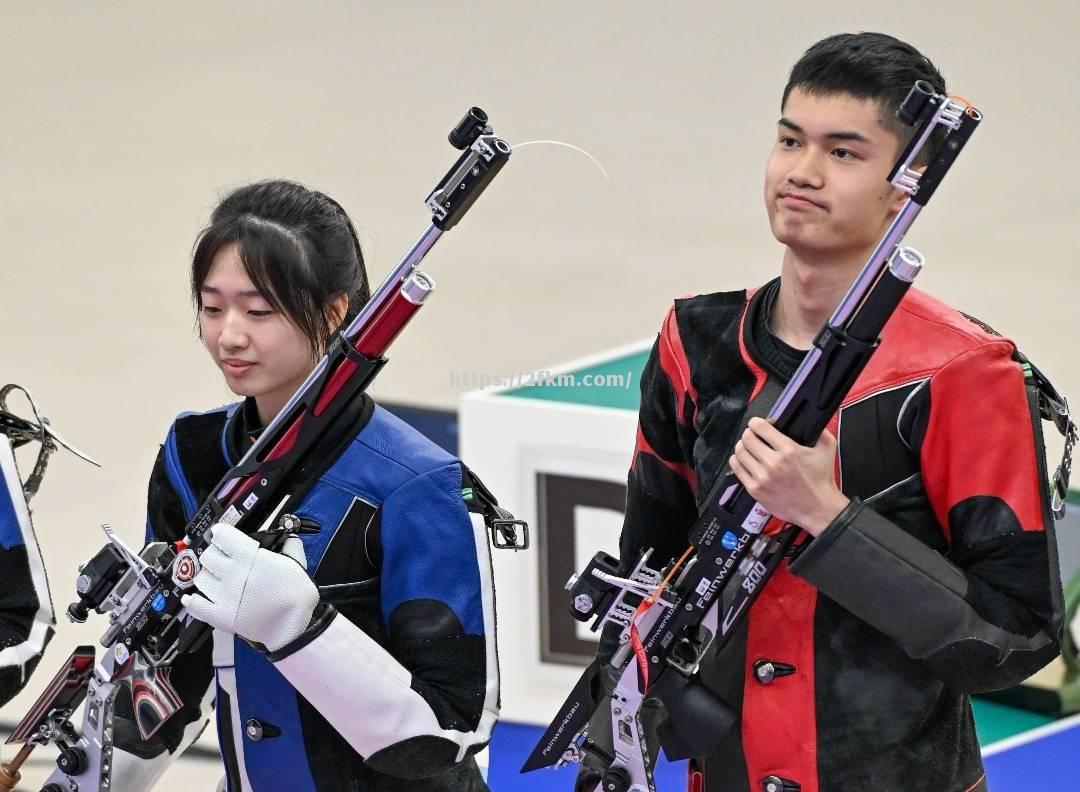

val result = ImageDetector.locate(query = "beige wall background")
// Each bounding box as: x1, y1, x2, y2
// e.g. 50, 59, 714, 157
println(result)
2, 1, 1077, 786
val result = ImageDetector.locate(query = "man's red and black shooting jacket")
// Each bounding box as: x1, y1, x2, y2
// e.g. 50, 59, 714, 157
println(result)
619, 280, 1064, 792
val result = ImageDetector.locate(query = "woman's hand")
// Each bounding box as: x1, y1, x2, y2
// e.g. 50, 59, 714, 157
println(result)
181, 523, 319, 652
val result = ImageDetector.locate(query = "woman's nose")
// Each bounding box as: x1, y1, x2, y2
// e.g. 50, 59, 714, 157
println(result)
218, 311, 249, 350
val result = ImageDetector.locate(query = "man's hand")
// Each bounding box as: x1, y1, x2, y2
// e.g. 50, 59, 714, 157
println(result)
181, 523, 319, 653
729, 417, 849, 537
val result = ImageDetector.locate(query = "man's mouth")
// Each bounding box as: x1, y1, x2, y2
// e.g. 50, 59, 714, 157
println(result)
779, 192, 825, 209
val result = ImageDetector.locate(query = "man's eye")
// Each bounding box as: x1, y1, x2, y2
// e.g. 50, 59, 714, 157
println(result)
833, 148, 857, 160
779, 136, 799, 148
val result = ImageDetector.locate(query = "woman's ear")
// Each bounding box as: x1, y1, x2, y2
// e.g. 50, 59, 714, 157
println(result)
327, 293, 349, 331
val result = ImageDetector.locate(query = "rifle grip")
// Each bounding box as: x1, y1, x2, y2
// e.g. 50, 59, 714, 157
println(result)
130, 665, 183, 741
653, 673, 737, 761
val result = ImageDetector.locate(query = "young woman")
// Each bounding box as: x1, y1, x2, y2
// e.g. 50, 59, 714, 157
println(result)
113, 180, 499, 792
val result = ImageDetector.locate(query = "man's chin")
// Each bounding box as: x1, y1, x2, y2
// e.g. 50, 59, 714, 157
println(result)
771, 215, 806, 241
776, 237, 853, 265
772, 227, 821, 251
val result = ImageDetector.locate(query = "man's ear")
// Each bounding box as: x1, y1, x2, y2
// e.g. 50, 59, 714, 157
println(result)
888, 161, 925, 214
884, 124, 923, 215
889, 185, 910, 215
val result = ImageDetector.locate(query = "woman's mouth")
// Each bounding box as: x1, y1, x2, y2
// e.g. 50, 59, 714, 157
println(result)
222, 359, 255, 376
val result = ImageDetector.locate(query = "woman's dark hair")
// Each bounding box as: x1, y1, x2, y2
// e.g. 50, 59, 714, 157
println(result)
191, 180, 370, 359
783, 32, 948, 162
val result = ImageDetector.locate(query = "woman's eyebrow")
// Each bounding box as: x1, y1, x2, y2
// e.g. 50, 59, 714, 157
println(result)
200, 285, 264, 298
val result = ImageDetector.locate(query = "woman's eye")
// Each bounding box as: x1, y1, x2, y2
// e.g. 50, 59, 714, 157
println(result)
248, 310, 274, 318
202, 305, 221, 315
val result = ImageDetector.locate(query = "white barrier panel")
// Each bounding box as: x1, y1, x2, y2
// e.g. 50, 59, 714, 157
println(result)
460, 342, 648, 725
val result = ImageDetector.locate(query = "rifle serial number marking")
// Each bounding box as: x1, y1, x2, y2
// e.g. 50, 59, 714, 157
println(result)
697, 516, 721, 546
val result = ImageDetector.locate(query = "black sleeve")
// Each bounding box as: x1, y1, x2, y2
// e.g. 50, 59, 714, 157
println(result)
791, 343, 1064, 693
599, 314, 700, 663
146, 446, 189, 544
0, 546, 54, 707
0, 435, 55, 708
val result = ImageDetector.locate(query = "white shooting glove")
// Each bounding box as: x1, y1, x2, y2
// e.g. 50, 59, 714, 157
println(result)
180, 523, 319, 653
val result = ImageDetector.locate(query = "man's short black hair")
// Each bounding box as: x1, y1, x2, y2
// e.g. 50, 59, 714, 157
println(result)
783, 32, 948, 158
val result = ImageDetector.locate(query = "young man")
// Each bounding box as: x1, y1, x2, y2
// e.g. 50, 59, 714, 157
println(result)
607, 33, 1063, 792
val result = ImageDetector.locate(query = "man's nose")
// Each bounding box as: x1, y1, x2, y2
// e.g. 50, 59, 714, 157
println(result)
787, 148, 825, 189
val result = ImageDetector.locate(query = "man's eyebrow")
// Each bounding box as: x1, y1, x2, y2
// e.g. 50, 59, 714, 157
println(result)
778, 117, 804, 134
200, 285, 264, 298
777, 117, 874, 144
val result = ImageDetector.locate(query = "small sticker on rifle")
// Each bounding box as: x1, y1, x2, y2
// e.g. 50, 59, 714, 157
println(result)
741, 503, 771, 534
172, 549, 200, 589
